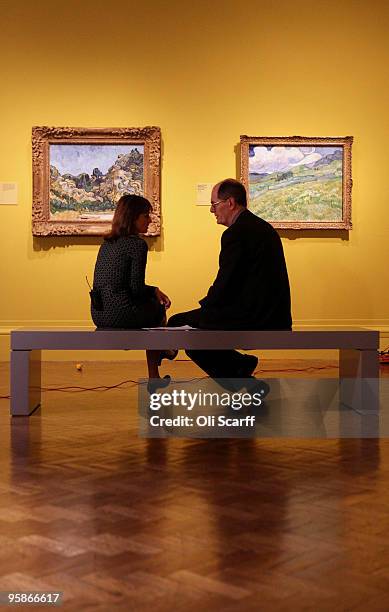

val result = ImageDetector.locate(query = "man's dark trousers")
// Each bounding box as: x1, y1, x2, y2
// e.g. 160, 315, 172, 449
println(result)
167, 309, 256, 378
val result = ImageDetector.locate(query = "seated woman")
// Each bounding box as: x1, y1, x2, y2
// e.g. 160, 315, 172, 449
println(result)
91, 194, 175, 390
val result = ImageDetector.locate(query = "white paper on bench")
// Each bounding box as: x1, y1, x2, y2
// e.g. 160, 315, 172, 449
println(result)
141, 325, 196, 330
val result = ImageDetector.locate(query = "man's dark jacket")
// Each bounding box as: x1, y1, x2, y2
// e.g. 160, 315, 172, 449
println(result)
199, 209, 292, 330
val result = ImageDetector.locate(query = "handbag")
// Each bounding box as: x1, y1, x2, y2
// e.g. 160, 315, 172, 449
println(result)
89, 288, 104, 311
86, 276, 104, 311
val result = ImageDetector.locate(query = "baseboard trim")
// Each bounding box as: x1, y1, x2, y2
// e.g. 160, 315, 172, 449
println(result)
1, 320, 388, 335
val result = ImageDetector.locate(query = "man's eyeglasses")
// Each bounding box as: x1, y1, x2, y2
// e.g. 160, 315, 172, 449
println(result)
210, 198, 228, 211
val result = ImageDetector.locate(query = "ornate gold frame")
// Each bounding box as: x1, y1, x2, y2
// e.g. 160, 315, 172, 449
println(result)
32, 126, 161, 236
240, 135, 353, 230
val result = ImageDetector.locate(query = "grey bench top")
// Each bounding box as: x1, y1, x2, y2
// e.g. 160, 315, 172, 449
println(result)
10, 327, 379, 351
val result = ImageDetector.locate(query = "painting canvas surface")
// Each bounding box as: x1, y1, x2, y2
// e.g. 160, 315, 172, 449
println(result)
49, 144, 144, 221
248, 146, 343, 222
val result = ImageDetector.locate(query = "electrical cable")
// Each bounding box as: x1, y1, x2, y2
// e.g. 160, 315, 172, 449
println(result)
0, 363, 341, 400
2, 344, 387, 401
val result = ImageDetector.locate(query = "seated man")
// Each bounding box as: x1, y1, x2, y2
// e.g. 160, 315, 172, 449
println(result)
168, 178, 292, 378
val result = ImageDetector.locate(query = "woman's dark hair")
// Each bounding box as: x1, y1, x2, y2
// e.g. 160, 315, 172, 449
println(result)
105, 194, 152, 241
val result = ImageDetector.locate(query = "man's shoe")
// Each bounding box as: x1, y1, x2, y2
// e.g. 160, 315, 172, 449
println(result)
236, 355, 258, 378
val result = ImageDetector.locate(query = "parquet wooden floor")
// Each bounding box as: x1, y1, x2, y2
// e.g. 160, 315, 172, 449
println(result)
0, 358, 388, 611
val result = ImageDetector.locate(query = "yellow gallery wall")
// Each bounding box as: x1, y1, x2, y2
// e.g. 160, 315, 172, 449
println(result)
0, 0, 388, 361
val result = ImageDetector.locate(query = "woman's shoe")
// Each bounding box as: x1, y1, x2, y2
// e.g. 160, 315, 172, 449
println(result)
147, 375, 171, 394
157, 350, 178, 367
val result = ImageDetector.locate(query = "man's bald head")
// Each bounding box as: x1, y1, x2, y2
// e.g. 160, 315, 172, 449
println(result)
216, 179, 247, 207
210, 179, 247, 227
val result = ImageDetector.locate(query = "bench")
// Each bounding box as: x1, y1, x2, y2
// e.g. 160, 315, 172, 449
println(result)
10, 327, 379, 417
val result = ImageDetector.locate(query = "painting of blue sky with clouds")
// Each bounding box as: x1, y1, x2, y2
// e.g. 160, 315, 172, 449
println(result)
248, 146, 343, 222
49, 144, 144, 221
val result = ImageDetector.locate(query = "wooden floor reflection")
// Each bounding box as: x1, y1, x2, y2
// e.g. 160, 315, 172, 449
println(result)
0, 359, 389, 611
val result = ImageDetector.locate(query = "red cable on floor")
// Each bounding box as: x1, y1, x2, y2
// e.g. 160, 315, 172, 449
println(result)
0, 364, 341, 399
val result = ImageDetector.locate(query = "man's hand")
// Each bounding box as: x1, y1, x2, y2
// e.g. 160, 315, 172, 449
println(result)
155, 288, 171, 309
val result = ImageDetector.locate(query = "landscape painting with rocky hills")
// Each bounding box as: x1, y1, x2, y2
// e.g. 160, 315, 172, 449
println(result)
49, 144, 144, 221
248, 146, 343, 222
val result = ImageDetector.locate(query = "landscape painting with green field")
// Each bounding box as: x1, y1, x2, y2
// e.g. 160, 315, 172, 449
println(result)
248, 145, 343, 222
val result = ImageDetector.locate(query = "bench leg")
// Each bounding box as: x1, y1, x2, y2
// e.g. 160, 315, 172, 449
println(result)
339, 349, 379, 436
10, 350, 42, 416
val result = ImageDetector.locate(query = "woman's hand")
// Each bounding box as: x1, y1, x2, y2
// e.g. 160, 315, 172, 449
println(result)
155, 288, 171, 309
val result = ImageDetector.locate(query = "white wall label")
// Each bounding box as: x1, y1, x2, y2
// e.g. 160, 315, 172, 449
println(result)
0, 183, 18, 205
196, 183, 213, 206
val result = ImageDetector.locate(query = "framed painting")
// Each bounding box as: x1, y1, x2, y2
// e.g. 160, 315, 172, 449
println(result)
240, 136, 353, 229
32, 126, 161, 236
